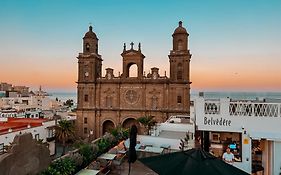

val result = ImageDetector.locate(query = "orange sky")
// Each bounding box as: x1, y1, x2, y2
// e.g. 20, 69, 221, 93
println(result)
1, 54, 280, 92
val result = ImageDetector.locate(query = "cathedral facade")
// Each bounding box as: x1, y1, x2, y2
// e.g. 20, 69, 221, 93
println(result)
76, 21, 191, 139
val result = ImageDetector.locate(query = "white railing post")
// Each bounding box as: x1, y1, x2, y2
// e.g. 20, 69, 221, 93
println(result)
220, 98, 230, 117
195, 97, 205, 115
194, 97, 205, 126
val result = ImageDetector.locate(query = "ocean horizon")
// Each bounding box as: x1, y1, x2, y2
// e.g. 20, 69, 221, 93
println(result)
48, 91, 281, 103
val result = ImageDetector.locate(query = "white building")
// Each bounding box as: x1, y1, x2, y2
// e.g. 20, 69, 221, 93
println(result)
194, 97, 281, 175
0, 95, 63, 119
135, 115, 195, 151
0, 118, 56, 155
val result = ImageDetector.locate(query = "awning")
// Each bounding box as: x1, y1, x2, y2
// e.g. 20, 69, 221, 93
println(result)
249, 131, 281, 141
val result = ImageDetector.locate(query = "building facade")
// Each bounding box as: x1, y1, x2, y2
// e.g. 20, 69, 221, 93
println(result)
76, 21, 191, 139
195, 97, 281, 174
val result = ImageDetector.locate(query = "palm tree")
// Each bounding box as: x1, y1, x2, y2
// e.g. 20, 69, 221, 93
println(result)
55, 120, 74, 155
137, 115, 156, 135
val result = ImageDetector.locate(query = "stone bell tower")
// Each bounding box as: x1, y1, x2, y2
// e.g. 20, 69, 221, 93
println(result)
76, 25, 102, 138
169, 21, 191, 82
168, 21, 191, 114
121, 42, 145, 78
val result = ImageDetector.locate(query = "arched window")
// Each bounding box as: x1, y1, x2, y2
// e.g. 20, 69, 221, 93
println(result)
177, 63, 183, 80
128, 64, 138, 77
85, 43, 90, 51
177, 39, 183, 50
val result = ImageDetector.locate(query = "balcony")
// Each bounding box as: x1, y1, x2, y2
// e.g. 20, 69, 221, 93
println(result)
195, 97, 281, 139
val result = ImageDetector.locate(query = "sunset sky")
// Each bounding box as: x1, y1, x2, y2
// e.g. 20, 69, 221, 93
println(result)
0, 0, 280, 92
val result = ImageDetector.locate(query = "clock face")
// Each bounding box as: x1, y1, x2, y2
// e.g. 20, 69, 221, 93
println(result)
84, 72, 89, 77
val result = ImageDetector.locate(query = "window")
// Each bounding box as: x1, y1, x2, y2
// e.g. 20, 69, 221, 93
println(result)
84, 117, 87, 124
84, 94, 89, 102
35, 134, 39, 141
48, 129, 55, 138
177, 70, 182, 80
86, 43, 90, 51
177, 39, 183, 50
0, 143, 4, 154
177, 96, 182, 104
84, 127, 88, 134
151, 96, 158, 110
177, 63, 183, 80
106, 96, 113, 108
208, 132, 242, 162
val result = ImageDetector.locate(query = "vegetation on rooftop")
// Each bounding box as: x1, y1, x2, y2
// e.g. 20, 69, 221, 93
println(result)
41, 126, 129, 175
55, 120, 75, 155
137, 115, 156, 135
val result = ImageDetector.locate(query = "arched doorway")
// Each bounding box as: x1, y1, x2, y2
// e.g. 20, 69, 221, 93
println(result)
122, 118, 139, 129
102, 120, 115, 134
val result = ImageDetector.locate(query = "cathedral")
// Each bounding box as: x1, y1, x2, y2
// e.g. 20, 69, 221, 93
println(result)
76, 21, 191, 139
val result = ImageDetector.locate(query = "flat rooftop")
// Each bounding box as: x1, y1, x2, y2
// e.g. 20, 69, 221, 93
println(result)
158, 130, 187, 139
0, 118, 48, 135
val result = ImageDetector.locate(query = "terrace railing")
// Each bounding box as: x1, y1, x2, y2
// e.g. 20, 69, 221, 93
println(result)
203, 99, 281, 118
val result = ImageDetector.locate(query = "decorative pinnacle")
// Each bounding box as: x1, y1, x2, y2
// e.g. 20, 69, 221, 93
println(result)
179, 21, 183, 27
123, 43, 126, 51
89, 25, 93, 31
138, 42, 141, 51
130, 42, 134, 50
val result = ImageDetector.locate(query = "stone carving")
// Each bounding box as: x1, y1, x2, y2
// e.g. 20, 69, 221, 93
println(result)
125, 89, 139, 104
0, 133, 51, 175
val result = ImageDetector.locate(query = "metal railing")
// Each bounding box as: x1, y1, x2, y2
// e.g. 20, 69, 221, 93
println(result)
204, 100, 221, 115
229, 102, 280, 117
203, 99, 281, 118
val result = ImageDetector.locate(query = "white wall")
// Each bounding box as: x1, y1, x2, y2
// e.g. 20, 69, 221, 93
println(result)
195, 97, 281, 138
138, 135, 182, 150
159, 123, 194, 133
232, 134, 252, 174
0, 120, 56, 151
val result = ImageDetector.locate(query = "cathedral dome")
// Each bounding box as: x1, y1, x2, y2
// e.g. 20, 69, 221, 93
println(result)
173, 21, 188, 35
84, 26, 97, 39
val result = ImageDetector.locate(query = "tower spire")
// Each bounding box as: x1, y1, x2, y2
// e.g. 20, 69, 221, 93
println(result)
179, 21, 182, 27
138, 42, 141, 51
123, 43, 126, 52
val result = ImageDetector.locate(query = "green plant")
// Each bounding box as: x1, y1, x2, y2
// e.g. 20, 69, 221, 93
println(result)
137, 115, 156, 135
78, 144, 94, 166
64, 99, 74, 107
110, 125, 129, 141
41, 157, 76, 175
97, 138, 111, 155
69, 153, 83, 169
55, 120, 74, 155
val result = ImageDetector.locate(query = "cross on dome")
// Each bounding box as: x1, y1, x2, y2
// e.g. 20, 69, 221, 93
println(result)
130, 42, 134, 50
